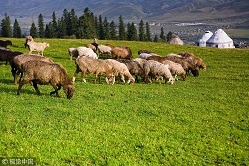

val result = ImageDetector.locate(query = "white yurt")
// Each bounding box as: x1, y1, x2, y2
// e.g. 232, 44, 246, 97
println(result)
206, 29, 235, 48
196, 31, 213, 47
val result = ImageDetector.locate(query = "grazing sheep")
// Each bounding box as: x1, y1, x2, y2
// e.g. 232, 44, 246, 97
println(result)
27, 40, 50, 56
143, 60, 174, 84
24, 36, 33, 48
13, 54, 53, 85
161, 60, 186, 81
179, 52, 206, 70
138, 49, 155, 55
73, 56, 115, 85
165, 54, 199, 77
17, 60, 75, 99
0, 48, 23, 76
98, 45, 112, 55
167, 54, 199, 76
68, 48, 78, 60
111, 46, 132, 60
87, 43, 97, 53
117, 59, 146, 83
138, 53, 154, 59
77, 47, 98, 59
105, 59, 135, 84
0, 40, 12, 48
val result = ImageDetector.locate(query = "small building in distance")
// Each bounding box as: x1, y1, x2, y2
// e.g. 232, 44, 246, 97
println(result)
196, 31, 213, 47
168, 35, 184, 45
204, 29, 234, 48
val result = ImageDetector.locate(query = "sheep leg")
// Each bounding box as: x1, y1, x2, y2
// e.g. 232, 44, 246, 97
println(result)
72, 68, 79, 83
50, 84, 61, 97
94, 74, 98, 84
81, 72, 87, 83
14, 70, 22, 85
32, 82, 41, 95
120, 74, 125, 84
17, 79, 29, 95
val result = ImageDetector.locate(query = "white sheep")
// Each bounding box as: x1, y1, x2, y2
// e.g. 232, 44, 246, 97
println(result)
105, 59, 135, 84
138, 53, 153, 59
77, 47, 98, 59
143, 60, 174, 84
161, 60, 186, 81
27, 40, 50, 56
73, 56, 115, 85
98, 45, 112, 55
68, 48, 78, 60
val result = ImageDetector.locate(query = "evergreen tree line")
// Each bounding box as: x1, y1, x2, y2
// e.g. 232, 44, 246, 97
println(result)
1, 7, 173, 42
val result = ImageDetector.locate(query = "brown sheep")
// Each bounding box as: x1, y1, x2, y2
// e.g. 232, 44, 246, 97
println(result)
17, 60, 75, 99
13, 54, 53, 85
111, 46, 132, 60
165, 54, 199, 77
0, 48, 23, 76
179, 52, 206, 70
138, 49, 155, 55
0, 40, 12, 48
117, 59, 146, 83
73, 56, 115, 85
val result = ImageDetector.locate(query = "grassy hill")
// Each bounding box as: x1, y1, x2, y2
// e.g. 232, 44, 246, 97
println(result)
0, 38, 249, 165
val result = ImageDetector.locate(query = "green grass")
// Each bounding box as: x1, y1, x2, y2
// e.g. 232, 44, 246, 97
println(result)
0, 38, 249, 165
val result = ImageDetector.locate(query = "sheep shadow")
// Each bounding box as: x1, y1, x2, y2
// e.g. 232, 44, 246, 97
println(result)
0, 78, 15, 85
0, 84, 36, 95
0, 79, 40, 96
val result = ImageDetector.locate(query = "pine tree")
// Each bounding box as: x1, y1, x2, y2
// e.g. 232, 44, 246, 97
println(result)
153, 34, 159, 42
138, 20, 145, 41
145, 22, 151, 41
109, 21, 117, 40
126, 22, 131, 40
38, 14, 45, 38
70, 9, 78, 37
50, 12, 57, 38
103, 17, 110, 40
57, 18, 67, 38
118, 15, 126, 40
127, 22, 137, 41
166, 31, 173, 42
78, 7, 95, 39
1, 13, 12, 37
44, 24, 51, 38
63, 9, 70, 36
13, 19, 22, 38
30, 22, 38, 38
98, 15, 104, 39
160, 27, 166, 40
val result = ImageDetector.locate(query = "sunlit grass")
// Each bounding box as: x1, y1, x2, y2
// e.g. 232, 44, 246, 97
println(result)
0, 38, 248, 165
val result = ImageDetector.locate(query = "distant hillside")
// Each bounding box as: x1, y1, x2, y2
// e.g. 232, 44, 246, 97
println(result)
0, 0, 248, 22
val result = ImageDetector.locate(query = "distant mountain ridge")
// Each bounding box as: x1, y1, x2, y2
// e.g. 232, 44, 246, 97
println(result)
1, 0, 248, 22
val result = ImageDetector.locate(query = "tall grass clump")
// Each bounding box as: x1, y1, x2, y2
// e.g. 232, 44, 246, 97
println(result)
0, 38, 248, 165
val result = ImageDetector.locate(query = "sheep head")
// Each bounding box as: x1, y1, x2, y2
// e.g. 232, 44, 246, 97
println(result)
105, 74, 115, 85
63, 84, 75, 99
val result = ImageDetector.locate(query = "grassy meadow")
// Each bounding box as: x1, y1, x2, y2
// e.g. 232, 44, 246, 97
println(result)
0, 38, 249, 165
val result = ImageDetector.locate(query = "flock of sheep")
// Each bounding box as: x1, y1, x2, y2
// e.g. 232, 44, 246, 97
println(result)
0, 37, 206, 99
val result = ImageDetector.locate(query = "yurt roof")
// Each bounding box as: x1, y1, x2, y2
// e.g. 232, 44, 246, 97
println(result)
206, 29, 233, 44
168, 35, 184, 45
197, 31, 213, 42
